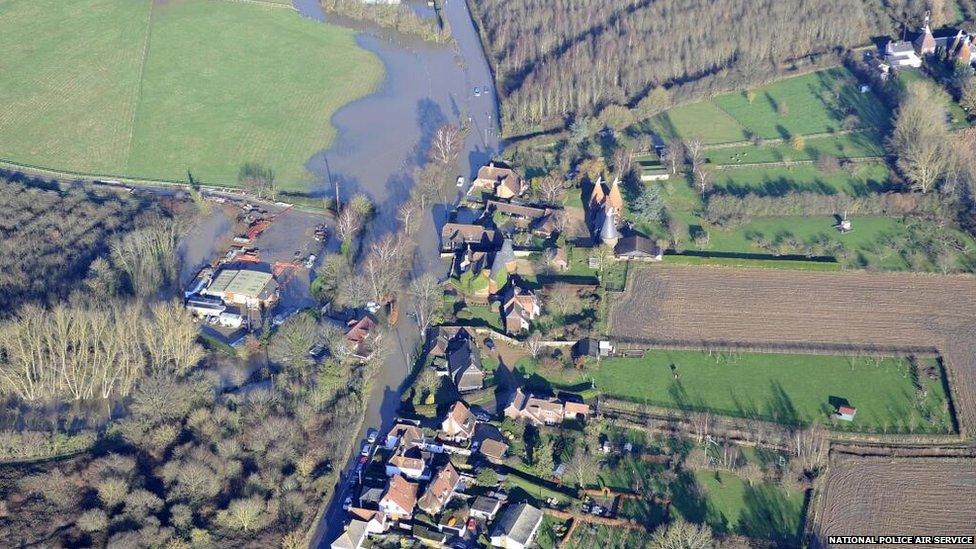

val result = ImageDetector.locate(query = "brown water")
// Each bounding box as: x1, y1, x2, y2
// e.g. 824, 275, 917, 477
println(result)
295, 1, 503, 544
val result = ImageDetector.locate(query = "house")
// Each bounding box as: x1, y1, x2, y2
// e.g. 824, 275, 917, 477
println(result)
884, 39, 923, 68
474, 162, 527, 199
474, 422, 510, 463
614, 235, 663, 261
835, 405, 857, 421
348, 508, 388, 534
429, 326, 463, 357
441, 401, 477, 443
501, 286, 540, 335
345, 315, 379, 360
200, 266, 278, 309
470, 495, 503, 521
564, 401, 591, 420
448, 337, 485, 392
418, 462, 461, 515
479, 438, 510, 463
379, 474, 418, 520
504, 388, 565, 426
185, 295, 226, 318
386, 446, 427, 479
490, 502, 544, 549
486, 200, 559, 237
441, 223, 501, 252
454, 244, 490, 277
571, 338, 613, 363
330, 519, 369, 549
597, 207, 621, 247
385, 422, 425, 451
915, 22, 937, 55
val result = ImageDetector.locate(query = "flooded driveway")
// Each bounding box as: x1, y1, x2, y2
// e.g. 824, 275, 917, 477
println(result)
302, 0, 502, 545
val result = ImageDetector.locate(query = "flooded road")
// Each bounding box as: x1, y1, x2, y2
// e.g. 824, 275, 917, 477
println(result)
296, 0, 502, 545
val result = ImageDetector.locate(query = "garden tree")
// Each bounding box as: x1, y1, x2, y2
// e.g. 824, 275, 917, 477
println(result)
533, 436, 556, 476
363, 233, 409, 303
414, 162, 447, 211
661, 140, 685, 175
536, 174, 565, 205
650, 519, 714, 549
313, 254, 351, 302
570, 115, 593, 144
526, 332, 545, 358
816, 153, 841, 174
397, 200, 421, 236
888, 81, 951, 193
476, 466, 498, 486
564, 447, 597, 489
685, 138, 704, 175
416, 367, 440, 402
334, 206, 362, 243
429, 124, 464, 165
961, 77, 976, 115
633, 183, 666, 223
408, 273, 444, 335
694, 166, 713, 198
612, 147, 634, 178
238, 163, 277, 201
591, 244, 615, 279
577, 157, 607, 181
599, 104, 636, 130
667, 217, 689, 252
268, 313, 320, 368
547, 284, 581, 319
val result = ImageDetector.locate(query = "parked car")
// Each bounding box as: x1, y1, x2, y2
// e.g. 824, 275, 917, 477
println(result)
304, 254, 316, 269
366, 428, 379, 444
360, 442, 372, 457
342, 496, 353, 511
456, 176, 465, 187
483, 337, 495, 350
473, 86, 481, 96
358, 454, 368, 465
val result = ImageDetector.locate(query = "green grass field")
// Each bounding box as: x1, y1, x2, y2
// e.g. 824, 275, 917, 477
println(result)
0, 0, 382, 189
712, 162, 892, 195
702, 133, 885, 165
594, 350, 952, 433
649, 67, 890, 145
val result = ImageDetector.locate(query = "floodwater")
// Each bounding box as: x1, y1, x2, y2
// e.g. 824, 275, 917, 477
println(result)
298, 0, 502, 545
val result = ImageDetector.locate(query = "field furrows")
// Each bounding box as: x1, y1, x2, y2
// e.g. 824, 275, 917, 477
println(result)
816, 458, 976, 543
609, 265, 976, 432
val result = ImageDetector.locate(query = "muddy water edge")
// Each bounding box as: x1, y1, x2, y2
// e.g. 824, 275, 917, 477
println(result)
294, 0, 502, 544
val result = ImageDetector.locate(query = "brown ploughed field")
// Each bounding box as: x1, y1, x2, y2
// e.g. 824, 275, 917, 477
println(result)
609, 265, 976, 432
816, 458, 976, 545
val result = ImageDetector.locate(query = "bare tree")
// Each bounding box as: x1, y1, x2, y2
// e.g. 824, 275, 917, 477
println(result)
238, 163, 277, 201
526, 332, 545, 358
791, 423, 828, 474
694, 167, 713, 198
661, 140, 685, 175
651, 518, 714, 549
688, 411, 712, 444
408, 273, 444, 335
429, 124, 464, 166
334, 207, 361, 243
685, 137, 704, 175
889, 82, 951, 193
537, 174, 565, 205
397, 200, 421, 235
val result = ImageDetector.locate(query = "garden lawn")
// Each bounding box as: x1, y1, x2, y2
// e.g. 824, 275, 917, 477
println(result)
711, 162, 893, 196
0, 0, 382, 189
702, 132, 885, 165
593, 350, 952, 432
651, 101, 747, 144
675, 470, 805, 544
713, 68, 890, 137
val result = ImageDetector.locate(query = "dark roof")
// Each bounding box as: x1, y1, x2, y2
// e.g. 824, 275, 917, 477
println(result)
887, 40, 915, 53
441, 223, 501, 250
615, 235, 659, 257
448, 338, 484, 390
572, 338, 600, 358
472, 495, 502, 515
487, 200, 549, 219
490, 239, 516, 279
491, 502, 543, 545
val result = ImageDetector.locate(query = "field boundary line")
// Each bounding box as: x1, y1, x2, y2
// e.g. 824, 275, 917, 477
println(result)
122, 0, 155, 174
213, 0, 298, 11
610, 338, 940, 358
711, 155, 885, 170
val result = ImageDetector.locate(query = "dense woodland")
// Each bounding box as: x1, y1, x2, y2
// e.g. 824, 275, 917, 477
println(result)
471, 0, 975, 133
0, 175, 169, 313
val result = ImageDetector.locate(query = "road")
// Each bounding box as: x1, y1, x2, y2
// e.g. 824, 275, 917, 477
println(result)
304, 0, 501, 546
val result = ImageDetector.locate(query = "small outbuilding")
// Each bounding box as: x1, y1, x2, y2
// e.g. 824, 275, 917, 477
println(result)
835, 405, 857, 421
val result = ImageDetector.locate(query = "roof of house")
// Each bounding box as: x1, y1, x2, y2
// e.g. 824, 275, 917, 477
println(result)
331, 519, 368, 549
442, 401, 477, 438
359, 486, 385, 505
490, 239, 517, 279
505, 387, 564, 423
605, 178, 624, 211
471, 495, 502, 515
475, 162, 525, 196
887, 40, 916, 54
599, 208, 620, 242
381, 474, 419, 513
389, 422, 424, 448
565, 401, 590, 416
487, 200, 549, 219
573, 338, 600, 358
346, 316, 377, 346
418, 462, 460, 514
491, 502, 543, 545
207, 268, 276, 299
915, 24, 936, 51
615, 235, 660, 257
838, 405, 857, 415
479, 438, 510, 461
441, 223, 500, 248
588, 178, 606, 208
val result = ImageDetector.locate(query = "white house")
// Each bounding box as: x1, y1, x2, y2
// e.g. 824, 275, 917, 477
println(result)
885, 40, 922, 68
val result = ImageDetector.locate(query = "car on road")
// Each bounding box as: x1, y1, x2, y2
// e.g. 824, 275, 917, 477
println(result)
473, 86, 481, 96
304, 254, 316, 269
366, 428, 378, 444
456, 176, 465, 187
354, 462, 364, 476
342, 496, 352, 511
483, 337, 495, 350
358, 454, 368, 465
360, 442, 372, 457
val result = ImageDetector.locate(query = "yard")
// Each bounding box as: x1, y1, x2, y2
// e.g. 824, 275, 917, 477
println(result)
0, 0, 382, 189
594, 350, 952, 432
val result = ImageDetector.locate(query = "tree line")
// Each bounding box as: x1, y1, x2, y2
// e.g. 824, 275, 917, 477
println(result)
471, 0, 936, 133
